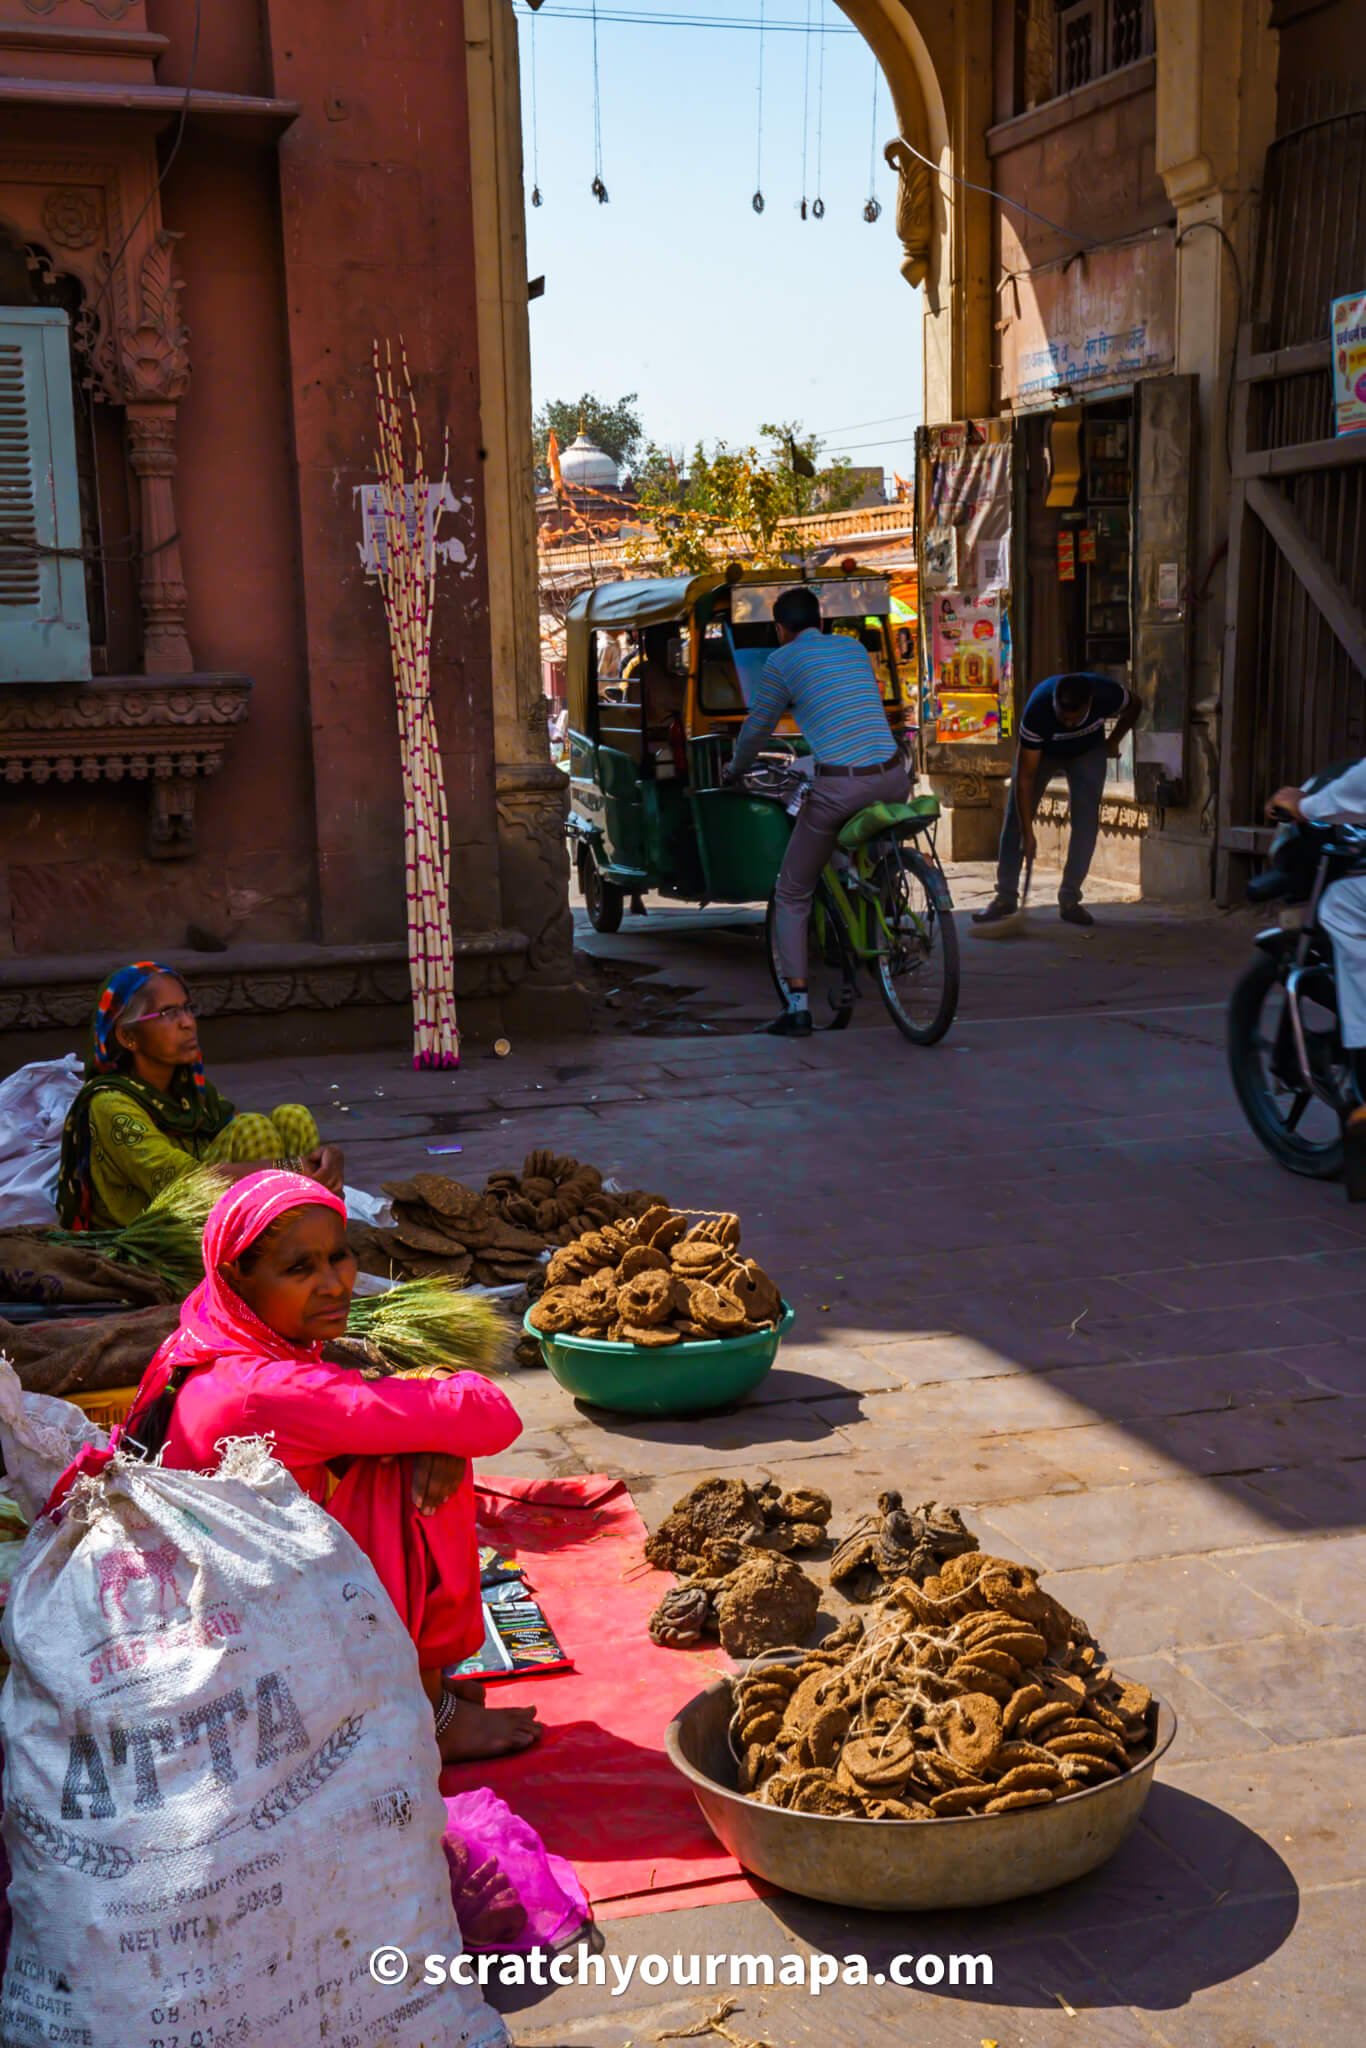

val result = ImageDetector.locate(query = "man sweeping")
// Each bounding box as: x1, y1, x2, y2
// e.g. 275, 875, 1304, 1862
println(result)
723, 585, 907, 1037
974, 672, 1139, 930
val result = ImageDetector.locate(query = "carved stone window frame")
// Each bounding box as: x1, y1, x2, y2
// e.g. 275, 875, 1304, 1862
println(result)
0, 141, 193, 675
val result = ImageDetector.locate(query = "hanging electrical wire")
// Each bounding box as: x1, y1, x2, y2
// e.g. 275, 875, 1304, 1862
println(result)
752, 0, 766, 214
798, 0, 812, 219
811, 0, 826, 219
863, 49, 882, 222
589, 0, 608, 202
529, 2, 544, 206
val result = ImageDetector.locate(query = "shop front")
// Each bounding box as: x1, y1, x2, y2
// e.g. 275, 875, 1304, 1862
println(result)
916, 229, 1195, 884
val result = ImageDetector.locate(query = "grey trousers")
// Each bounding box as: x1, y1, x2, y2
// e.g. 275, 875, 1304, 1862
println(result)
773, 761, 910, 985
996, 744, 1108, 908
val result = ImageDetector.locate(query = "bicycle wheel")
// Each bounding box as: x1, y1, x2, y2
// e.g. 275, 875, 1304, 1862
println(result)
765, 882, 854, 1029
870, 841, 959, 1045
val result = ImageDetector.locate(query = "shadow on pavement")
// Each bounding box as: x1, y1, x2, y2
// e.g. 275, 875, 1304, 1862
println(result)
766, 1786, 1299, 2013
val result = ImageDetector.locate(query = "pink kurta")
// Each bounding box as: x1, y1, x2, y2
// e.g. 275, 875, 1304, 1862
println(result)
114, 1170, 523, 1670
160, 1354, 522, 1666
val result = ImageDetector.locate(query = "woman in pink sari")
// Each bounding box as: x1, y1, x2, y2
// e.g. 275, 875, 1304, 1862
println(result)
122, 1169, 540, 1763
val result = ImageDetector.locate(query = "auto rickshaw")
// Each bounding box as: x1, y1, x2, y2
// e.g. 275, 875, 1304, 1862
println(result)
565, 567, 916, 931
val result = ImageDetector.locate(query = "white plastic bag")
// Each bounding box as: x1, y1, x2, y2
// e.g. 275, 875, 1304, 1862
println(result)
0, 1055, 82, 1227
0, 1440, 507, 2048
0, 1354, 106, 1520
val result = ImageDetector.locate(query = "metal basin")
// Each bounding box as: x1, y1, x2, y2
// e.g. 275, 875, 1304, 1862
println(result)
666, 1677, 1176, 1911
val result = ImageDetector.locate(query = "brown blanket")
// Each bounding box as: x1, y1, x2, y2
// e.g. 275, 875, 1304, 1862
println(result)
0, 1304, 180, 1398
0, 1231, 172, 1310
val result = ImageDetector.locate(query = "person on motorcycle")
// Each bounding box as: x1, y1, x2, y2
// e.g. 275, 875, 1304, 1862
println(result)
1267, 761, 1366, 1056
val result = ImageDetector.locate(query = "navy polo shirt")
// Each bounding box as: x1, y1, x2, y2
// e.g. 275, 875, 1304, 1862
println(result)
1018, 674, 1131, 756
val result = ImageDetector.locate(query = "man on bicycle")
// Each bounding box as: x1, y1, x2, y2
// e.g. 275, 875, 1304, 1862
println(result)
723, 585, 907, 1037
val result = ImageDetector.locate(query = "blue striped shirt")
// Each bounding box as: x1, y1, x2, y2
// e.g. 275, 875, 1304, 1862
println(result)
729, 630, 896, 776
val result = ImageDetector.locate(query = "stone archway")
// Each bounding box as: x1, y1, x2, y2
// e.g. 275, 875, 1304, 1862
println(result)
461, 0, 993, 1011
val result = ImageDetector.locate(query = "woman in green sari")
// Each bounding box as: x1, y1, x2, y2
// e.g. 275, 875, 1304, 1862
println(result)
57, 961, 343, 1230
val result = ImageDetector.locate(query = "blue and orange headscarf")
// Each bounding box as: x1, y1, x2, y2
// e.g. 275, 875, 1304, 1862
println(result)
56, 961, 234, 1230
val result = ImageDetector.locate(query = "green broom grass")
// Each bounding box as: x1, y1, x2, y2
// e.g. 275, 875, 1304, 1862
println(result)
49, 1173, 513, 1376
346, 1276, 511, 1376
47, 1165, 227, 1294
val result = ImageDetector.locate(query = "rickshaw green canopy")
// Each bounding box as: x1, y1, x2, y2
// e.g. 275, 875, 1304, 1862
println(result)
566, 574, 723, 731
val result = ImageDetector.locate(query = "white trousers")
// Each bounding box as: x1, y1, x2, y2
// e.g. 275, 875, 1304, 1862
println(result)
1320, 873, 1366, 1048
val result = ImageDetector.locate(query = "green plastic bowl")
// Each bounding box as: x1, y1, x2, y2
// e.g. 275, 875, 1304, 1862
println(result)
523, 1303, 795, 1416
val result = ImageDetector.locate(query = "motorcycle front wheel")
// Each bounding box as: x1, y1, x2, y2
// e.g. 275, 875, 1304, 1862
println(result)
1227, 950, 1355, 1178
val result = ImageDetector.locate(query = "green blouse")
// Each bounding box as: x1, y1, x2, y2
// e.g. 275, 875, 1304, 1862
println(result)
85, 1091, 217, 1231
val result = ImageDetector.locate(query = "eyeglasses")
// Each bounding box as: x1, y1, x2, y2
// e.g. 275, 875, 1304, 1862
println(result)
137, 1001, 198, 1025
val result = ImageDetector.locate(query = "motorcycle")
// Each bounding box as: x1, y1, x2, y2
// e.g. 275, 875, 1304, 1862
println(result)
1227, 772, 1366, 1178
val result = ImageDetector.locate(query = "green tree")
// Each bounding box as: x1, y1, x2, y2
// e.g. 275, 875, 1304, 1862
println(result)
628, 422, 862, 575
533, 392, 645, 485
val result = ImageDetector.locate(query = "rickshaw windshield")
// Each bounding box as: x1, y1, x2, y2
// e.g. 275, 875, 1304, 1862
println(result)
696, 613, 900, 717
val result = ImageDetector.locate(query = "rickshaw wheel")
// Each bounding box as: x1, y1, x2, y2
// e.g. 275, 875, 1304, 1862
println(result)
583, 857, 625, 934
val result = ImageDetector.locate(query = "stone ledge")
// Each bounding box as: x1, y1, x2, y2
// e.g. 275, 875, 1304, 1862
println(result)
986, 56, 1157, 159
0, 932, 530, 1035
0, 674, 251, 784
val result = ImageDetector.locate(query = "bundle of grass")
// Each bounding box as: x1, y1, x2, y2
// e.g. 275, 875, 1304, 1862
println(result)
46, 1166, 227, 1296
345, 1275, 511, 1378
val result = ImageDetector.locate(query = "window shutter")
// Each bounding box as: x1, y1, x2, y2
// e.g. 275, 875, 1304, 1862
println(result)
0, 307, 90, 683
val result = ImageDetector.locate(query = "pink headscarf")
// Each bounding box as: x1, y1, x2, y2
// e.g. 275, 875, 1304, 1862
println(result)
153, 1167, 349, 1380
43, 1170, 348, 1517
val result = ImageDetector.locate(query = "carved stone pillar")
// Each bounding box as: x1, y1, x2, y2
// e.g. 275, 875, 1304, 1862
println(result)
466, 0, 581, 1020
95, 227, 194, 673
124, 402, 192, 673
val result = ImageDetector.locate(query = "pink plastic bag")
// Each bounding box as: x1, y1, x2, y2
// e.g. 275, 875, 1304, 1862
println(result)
444, 1788, 588, 1952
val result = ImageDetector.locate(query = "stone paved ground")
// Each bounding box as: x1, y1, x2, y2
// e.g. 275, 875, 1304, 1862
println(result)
217, 874, 1365, 2047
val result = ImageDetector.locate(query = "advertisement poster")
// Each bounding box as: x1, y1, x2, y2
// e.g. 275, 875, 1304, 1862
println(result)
930, 591, 1013, 743
1331, 291, 1366, 435
919, 420, 1015, 745
922, 421, 1012, 593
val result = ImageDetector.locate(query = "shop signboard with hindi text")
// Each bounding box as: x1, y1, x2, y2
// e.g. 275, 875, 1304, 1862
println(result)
1331, 291, 1366, 435
999, 235, 1176, 410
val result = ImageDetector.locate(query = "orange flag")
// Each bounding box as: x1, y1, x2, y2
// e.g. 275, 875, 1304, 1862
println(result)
546, 427, 565, 497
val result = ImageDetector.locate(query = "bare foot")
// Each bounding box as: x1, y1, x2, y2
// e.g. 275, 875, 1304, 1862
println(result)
438, 1695, 541, 1764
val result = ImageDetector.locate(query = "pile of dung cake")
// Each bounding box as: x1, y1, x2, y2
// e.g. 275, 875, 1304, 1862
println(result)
730, 1545, 1155, 1820
363, 1154, 663, 1290
528, 1207, 782, 1347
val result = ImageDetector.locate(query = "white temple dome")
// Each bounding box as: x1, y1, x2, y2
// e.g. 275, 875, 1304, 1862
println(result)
559, 431, 620, 489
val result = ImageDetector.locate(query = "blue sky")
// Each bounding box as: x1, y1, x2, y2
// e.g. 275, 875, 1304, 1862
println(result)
516, 2, 925, 485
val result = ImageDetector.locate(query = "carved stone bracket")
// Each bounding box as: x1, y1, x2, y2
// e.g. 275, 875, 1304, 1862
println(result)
884, 138, 932, 290
0, 675, 251, 858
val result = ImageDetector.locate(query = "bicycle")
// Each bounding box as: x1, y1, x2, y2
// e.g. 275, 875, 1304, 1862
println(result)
745, 764, 960, 1044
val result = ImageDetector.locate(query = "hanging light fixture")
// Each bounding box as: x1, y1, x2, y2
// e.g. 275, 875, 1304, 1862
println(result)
863, 51, 882, 221
752, 0, 766, 214
529, 3, 543, 206
811, 0, 827, 221
798, 0, 812, 219
589, 0, 609, 202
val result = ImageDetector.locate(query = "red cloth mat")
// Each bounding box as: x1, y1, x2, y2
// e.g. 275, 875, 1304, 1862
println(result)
440, 1474, 766, 1922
